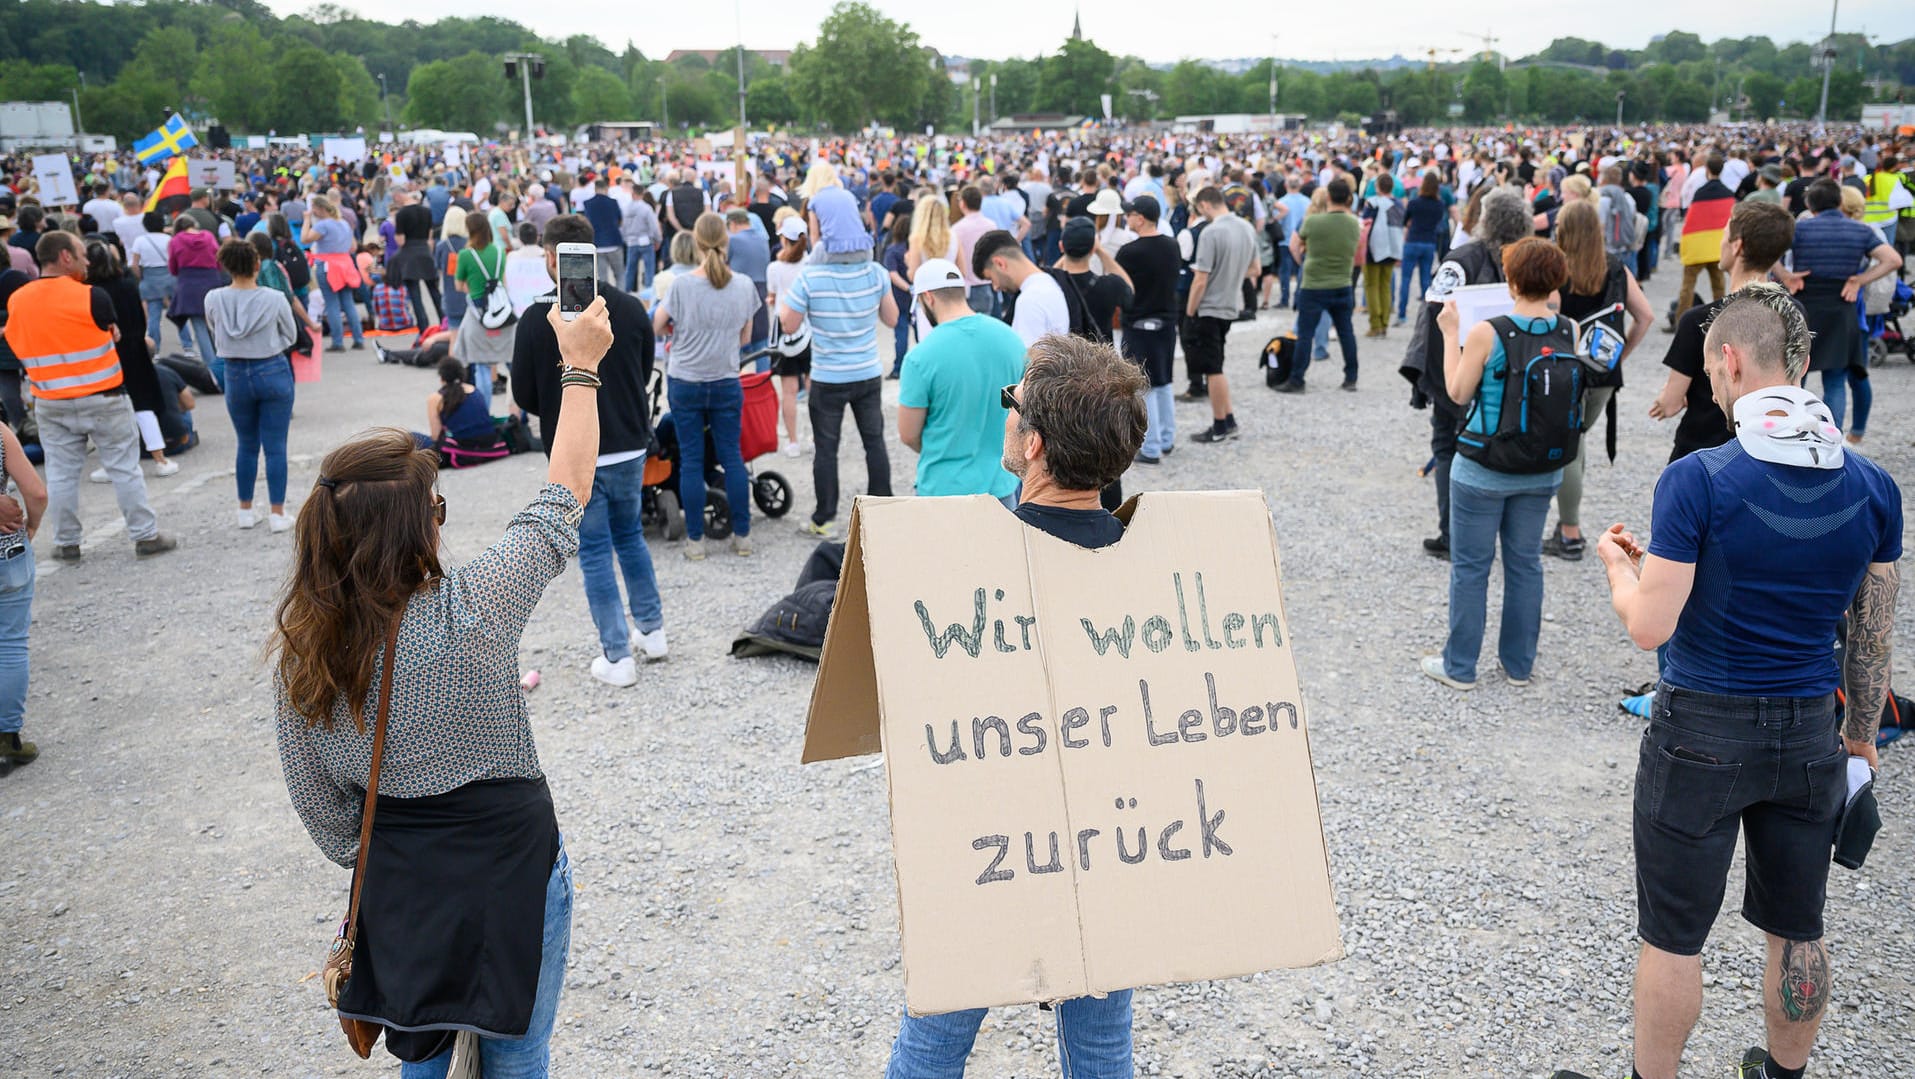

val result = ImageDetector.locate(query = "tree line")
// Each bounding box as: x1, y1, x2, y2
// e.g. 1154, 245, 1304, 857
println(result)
0, 0, 1909, 141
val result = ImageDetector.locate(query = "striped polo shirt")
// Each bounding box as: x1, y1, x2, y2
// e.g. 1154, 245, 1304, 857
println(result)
782, 257, 888, 384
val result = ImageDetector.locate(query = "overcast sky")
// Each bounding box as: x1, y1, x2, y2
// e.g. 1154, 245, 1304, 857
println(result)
271, 0, 1914, 65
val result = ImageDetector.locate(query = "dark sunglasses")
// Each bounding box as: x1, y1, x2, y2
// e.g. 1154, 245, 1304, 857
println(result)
432, 493, 447, 526
1000, 384, 1021, 411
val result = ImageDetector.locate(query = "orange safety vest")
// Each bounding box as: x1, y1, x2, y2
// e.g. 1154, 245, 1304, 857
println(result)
5, 276, 122, 400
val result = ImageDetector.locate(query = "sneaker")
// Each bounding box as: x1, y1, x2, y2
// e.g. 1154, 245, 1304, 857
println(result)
89, 468, 109, 484
0, 732, 37, 765
1133, 451, 1162, 465
269, 513, 295, 534
1506, 672, 1532, 688
1619, 692, 1653, 719
1736, 1047, 1774, 1079
730, 534, 752, 557
1273, 380, 1306, 394
636, 628, 669, 661
1190, 424, 1238, 444
351, 341, 365, 351
783, 441, 802, 459
1339, 380, 1358, 392
374, 344, 391, 364
1422, 536, 1450, 560
52, 545, 81, 562
1542, 524, 1586, 561
134, 534, 177, 557
1159, 445, 1175, 458
589, 655, 638, 688
1419, 654, 1475, 691
682, 537, 706, 561
152, 458, 180, 477
1175, 390, 1208, 403
237, 509, 258, 530
798, 519, 837, 539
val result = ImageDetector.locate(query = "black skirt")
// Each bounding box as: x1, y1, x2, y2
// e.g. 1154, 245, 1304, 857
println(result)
337, 777, 560, 1063
389, 240, 439, 284
1801, 279, 1862, 374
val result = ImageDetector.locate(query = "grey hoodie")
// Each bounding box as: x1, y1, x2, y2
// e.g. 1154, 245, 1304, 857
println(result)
205, 285, 297, 360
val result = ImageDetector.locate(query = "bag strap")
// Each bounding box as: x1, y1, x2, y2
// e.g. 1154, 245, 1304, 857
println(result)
342, 617, 403, 947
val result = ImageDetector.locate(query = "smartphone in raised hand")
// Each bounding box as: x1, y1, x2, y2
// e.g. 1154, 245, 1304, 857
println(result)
555, 242, 597, 322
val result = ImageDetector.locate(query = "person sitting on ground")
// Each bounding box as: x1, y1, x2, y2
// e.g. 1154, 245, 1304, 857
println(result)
884, 330, 1146, 1076
412, 356, 508, 467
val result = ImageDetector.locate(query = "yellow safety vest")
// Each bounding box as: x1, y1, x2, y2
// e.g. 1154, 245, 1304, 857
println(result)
1863, 171, 1898, 227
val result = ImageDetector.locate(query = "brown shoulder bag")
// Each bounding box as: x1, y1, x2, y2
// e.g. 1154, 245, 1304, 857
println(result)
321, 619, 402, 1058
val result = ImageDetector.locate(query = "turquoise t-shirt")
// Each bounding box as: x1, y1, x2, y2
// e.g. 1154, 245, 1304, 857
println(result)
898, 314, 1027, 498
1454, 314, 1565, 492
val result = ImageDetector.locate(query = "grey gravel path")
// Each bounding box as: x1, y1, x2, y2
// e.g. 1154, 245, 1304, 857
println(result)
2, 264, 1909, 1078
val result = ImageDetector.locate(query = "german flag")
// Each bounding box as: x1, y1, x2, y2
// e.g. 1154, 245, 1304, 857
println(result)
142, 157, 192, 219
1679, 184, 1735, 267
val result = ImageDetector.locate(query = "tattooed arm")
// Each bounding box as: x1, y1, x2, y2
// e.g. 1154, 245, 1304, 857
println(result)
1842, 560, 1898, 769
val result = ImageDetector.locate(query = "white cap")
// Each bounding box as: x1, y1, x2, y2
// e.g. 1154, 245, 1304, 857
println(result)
777, 215, 807, 241
910, 258, 965, 296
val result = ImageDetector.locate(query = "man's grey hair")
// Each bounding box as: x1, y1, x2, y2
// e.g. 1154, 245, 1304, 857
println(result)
1703, 282, 1812, 382
1475, 185, 1532, 251
979, 175, 998, 196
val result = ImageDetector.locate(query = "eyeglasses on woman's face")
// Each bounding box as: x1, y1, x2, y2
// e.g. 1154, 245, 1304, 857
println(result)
432, 493, 447, 526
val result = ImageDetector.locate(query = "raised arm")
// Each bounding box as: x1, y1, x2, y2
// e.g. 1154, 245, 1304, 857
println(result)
544, 297, 612, 507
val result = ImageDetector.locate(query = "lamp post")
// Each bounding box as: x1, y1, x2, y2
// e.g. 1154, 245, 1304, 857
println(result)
972, 76, 981, 137
503, 51, 543, 142
377, 72, 392, 131
989, 73, 997, 126
734, 0, 748, 130
1269, 36, 1279, 121
1615, 90, 1625, 128
1814, 0, 1840, 132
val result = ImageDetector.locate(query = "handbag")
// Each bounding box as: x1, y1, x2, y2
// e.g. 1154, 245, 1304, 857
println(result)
321, 618, 402, 1059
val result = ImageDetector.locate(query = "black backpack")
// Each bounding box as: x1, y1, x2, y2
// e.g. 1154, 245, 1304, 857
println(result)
1044, 267, 1098, 340
1456, 315, 1585, 475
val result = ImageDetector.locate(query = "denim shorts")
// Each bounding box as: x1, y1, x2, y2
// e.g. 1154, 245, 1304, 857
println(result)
1633, 683, 1846, 955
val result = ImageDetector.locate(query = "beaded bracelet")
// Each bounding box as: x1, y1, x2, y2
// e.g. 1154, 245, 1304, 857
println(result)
559, 366, 602, 389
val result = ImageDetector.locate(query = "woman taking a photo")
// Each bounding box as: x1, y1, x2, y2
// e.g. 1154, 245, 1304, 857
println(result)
204, 239, 298, 533
1541, 201, 1653, 561
274, 299, 612, 1078
303, 195, 366, 352
1423, 238, 1571, 692
651, 212, 760, 561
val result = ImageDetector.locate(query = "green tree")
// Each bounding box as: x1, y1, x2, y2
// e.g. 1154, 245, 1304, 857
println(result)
572, 65, 631, 120
1164, 59, 1230, 116
334, 54, 383, 129
192, 24, 272, 131
746, 73, 799, 126
1461, 61, 1505, 121
1741, 71, 1785, 119
0, 60, 81, 102
1035, 37, 1114, 117
271, 41, 344, 131
404, 52, 505, 132
1649, 31, 1707, 65
785, 1, 929, 131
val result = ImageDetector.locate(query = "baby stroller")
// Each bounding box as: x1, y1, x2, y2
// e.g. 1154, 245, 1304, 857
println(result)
640, 351, 794, 540
1869, 278, 1914, 365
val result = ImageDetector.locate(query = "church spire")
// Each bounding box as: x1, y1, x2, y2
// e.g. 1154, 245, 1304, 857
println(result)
1072, 5, 1082, 40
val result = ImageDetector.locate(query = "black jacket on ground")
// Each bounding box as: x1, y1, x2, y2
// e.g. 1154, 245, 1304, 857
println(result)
510, 284, 654, 459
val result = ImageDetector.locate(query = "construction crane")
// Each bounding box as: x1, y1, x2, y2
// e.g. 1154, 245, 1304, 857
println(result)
1459, 30, 1504, 71
1425, 46, 1462, 70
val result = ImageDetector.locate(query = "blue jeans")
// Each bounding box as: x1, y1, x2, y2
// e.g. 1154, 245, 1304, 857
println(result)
1275, 246, 1299, 306
1397, 241, 1437, 318
1290, 286, 1358, 384
1443, 477, 1554, 683
577, 457, 664, 662
891, 312, 910, 373
184, 318, 219, 387
1821, 368, 1870, 434
0, 546, 33, 735
469, 364, 494, 414
401, 844, 573, 1079
1142, 383, 1175, 457
223, 355, 295, 506
668, 377, 750, 541
885, 990, 1134, 1079
623, 243, 656, 293
315, 260, 364, 349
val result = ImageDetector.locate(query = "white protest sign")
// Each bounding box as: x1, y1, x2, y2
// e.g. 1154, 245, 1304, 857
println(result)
804, 493, 1342, 1015
443, 142, 464, 167
187, 159, 237, 190
320, 137, 368, 164
31, 154, 79, 206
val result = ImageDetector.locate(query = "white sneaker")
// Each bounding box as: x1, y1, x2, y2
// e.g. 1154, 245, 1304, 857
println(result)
152, 459, 180, 477
730, 534, 752, 557
637, 628, 668, 661
589, 655, 638, 687
89, 468, 109, 484
269, 513, 294, 534
236, 509, 258, 530
1418, 655, 1475, 691
783, 441, 801, 458
682, 537, 706, 561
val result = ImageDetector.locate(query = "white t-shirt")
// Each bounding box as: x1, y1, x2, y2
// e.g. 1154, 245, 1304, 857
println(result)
504, 249, 556, 316
112, 213, 148, 254
128, 231, 171, 271
1010, 271, 1070, 347
83, 198, 121, 233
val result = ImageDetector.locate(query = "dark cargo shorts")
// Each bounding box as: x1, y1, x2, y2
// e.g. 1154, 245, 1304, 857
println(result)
1634, 684, 1847, 956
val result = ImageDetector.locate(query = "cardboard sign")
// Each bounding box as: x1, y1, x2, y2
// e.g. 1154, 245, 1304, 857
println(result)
804, 493, 1341, 1016
187, 158, 236, 190
31, 154, 79, 206
321, 137, 367, 164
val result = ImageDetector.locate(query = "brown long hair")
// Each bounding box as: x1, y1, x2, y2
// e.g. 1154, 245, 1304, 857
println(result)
271, 429, 442, 730
1555, 200, 1608, 297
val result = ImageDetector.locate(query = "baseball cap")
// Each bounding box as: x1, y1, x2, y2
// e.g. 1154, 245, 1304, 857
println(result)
777, 215, 808, 241
910, 257, 965, 296
1127, 194, 1161, 223
1060, 217, 1097, 257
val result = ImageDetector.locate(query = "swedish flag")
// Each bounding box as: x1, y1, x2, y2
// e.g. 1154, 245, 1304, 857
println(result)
133, 114, 198, 165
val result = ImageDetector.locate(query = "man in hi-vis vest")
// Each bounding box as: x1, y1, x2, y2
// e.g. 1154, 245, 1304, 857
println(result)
4, 231, 174, 560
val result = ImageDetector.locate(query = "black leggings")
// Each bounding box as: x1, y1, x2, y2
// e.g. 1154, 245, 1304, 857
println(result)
404, 279, 443, 331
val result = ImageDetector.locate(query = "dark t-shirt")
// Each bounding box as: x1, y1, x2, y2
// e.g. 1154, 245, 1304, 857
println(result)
1015, 502, 1124, 550
1403, 196, 1447, 245
396, 202, 432, 243
1663, 299, 1732, 462
1115, 234, 1180, 324
1783, 177, 1814, 215
1061, 270, 1132, 344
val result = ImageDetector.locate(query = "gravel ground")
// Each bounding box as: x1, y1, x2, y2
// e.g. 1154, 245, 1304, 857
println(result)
2, 265, 1911, 1079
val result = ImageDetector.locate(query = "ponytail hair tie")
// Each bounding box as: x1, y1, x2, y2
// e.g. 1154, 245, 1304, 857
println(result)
315, 477, 338, 490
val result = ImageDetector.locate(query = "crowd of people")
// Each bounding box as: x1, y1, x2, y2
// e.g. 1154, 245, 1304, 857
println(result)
3, 115, 1913, 1079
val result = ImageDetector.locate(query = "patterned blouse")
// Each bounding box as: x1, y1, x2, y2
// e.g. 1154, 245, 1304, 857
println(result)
276, 484, 584, 867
